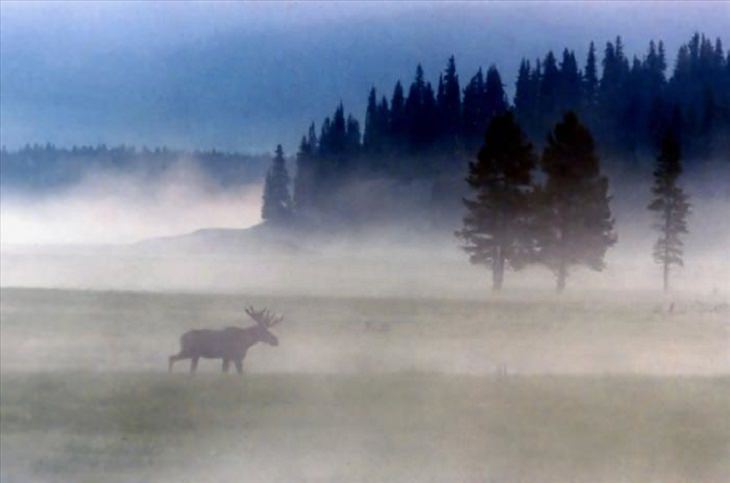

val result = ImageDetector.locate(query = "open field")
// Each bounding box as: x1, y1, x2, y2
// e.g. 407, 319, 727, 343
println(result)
2, 373, 729, 483
1, 288, 728, 375
1, 287, 729, 482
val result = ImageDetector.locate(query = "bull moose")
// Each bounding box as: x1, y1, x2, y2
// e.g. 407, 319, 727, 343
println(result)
168, 306, 283, 374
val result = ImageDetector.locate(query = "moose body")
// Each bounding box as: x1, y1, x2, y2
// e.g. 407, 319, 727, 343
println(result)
169, 307, 282, 374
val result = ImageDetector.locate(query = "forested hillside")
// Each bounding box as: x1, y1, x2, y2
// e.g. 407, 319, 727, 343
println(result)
291, 33, 729, 221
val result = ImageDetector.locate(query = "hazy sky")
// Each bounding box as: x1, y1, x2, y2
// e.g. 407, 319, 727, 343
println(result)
1, 1, 728, 153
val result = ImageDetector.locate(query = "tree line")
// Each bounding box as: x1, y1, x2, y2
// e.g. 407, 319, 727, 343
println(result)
454, 110, 689, 292
0, 143, 270, 192
262, 34, 708, 292
262, 108, 691, 292
282, 33, 726, 218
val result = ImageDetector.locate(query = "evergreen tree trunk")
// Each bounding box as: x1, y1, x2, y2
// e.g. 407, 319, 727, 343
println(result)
556, 261, 567, 293
492, 246, 504, 291
662, 208, 671, 293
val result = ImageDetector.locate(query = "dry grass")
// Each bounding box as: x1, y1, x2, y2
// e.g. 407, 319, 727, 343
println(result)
1, 287, 729, 482
2, 373, 729, 483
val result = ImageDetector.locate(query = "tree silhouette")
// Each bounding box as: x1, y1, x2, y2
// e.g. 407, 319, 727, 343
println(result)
363, 87, 380, 153
483, 66, 509, 125
293, 124, 317, 211
389, 81, 407, 152
536, 112, 616, 292
457, 112, 537, 291
262, 145, 293, 223
463, 68, 486, 147
583, 42, 598, 113
437, 56, 461, 150
557, 49, 581, 114
648, 130, 690, 292
539, 51, 560, 128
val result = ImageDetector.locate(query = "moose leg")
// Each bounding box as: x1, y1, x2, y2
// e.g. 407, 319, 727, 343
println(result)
222, 358, 231, 373
234, 358, 243, 375
169, 353, 187, 373
190, 356, 199, 374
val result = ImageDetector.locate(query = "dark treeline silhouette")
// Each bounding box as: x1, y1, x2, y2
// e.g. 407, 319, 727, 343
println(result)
0, 143, 270, 192
293, 33, 729, 219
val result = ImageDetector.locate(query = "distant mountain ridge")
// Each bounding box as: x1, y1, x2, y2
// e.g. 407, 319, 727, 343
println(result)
134, 223, 307, 254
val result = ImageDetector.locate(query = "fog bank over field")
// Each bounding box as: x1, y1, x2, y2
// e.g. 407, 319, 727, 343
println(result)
1, 216, 728, 298
0, 161, 263, 245
1, 156, 728, 296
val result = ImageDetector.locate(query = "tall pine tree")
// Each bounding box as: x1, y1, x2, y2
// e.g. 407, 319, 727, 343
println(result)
483, 66, 508, 122
462, 68, 486, 147
457, 112, 537, 291
389, 81, 407, 152
537, 112, 615, 292
583, 42, 598, 113
648, 130, 690, 292
540, 51, 560, 126
558, 49, 582, 113
438, 56, 461, 149
363, 87, 380, 153
262, 145, 293, 223
293, 123, 317, 211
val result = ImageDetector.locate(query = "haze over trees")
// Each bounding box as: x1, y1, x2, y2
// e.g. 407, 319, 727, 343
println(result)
648, 130, 691, 292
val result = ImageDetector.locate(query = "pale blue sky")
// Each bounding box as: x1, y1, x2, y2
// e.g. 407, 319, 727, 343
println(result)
1, 1, 727, 153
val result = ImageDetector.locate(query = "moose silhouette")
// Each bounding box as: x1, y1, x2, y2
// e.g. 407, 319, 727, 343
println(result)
169, 306, 283, 374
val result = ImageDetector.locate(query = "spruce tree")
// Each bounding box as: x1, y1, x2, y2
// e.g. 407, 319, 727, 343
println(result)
514, 59, 539, 137
377, 96, 390, 148
484, 66, 508, 121
648, 130, 690, 292
363, 87, 380, 152
346, 115, 361, 154
293, 124, 317, 211
438, 56, 461, 148
389, 81, 407, 152
540, 51, 560, 124
421, 82, 439, 147
599, 38, 630, 146
331, 103, 348, 154
645, 40, 667, 89
583, 42, 598, 112
457, 111, 537, 291
463, 68, 486, 148
261, 145, 293, 223
513, 60, 532, 119
405, 65, 427, 151
537, 112, 615, 292
558, 49, 581, 112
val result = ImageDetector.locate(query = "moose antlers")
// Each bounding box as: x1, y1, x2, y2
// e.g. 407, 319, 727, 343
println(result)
245, 306, 284, 328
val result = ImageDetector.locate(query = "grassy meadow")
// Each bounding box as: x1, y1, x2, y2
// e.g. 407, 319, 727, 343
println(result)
1, 287, 729, 482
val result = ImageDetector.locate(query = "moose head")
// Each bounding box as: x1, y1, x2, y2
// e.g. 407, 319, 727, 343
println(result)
245, 306, 283, 346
